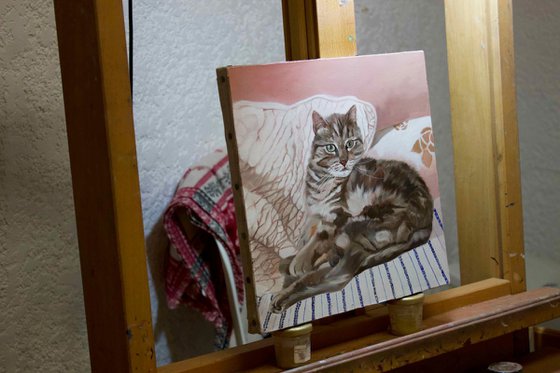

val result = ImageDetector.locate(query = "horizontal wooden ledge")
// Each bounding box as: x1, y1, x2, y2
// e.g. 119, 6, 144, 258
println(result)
282, 287, 560, 372
159, 278, 511, 373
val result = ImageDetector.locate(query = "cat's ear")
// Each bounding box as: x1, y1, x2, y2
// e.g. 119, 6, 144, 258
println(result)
312, 111, 327, 134
346, 105, 357, 123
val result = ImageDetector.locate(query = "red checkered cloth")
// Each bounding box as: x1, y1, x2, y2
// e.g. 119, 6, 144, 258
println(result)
164, 149, 243, 349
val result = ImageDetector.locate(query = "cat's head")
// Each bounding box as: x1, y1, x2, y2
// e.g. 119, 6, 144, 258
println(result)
310, 105, 365, 178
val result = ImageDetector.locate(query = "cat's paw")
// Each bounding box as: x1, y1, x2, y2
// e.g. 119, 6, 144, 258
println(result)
328, 247, 344, 267
312, 253, 329, 268
270, 293, 288, 313
288, 256, 305, 276
279, 256, 295, 275
289, 251, 314, 276
328, 254, 340, 267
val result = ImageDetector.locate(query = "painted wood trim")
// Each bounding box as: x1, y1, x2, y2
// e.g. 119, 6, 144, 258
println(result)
444, 0, 525, 293
53, 1, 156, 371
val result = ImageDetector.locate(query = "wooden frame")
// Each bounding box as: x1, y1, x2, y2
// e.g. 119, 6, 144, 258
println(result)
53, 0, 552, 372
445, 0, 525, 293
54, 1, 155, 371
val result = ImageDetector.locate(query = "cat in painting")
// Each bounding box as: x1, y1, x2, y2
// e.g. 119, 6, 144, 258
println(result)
271, 105, 433, 312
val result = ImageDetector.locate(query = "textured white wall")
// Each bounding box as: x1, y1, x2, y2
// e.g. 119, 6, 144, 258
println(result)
130, 0, 458, 361
1, 0, 558, 371
513, 1, 560, 295
129, 0, 285, 365
0, 1, 89, 371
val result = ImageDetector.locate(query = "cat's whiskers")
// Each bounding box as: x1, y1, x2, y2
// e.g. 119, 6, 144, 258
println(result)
326, 162, 353, 178
346, 159, 358, 169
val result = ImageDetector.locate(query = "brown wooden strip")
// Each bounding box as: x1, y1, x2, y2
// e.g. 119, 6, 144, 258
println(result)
389, 334, 515, 373
53, 1, 155, 371
423, 278, 510, 317
490, 0, 526, 295
313, 0, 356, 58
282, 0, 313, 60
282, 287, 560, 372
282, 0, 356, 60
444, 0, 525, 293
216, 67, 262, 334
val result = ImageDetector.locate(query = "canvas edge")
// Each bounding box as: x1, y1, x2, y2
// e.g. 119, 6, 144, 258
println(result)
226, 50, 426, 71
216, 67, 263, 334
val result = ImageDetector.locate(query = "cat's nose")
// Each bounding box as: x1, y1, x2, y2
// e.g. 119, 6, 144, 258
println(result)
340, 160, 348, 167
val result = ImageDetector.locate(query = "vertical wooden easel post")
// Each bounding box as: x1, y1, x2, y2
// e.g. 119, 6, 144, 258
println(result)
54, 1, 156, 371
444, 0, 525, 295
445, 0, 528, 355
282, 0, 357, 61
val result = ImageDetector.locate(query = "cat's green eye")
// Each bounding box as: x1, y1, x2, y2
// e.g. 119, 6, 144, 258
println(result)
346, 140, 355, 149
325, 144, 337, 153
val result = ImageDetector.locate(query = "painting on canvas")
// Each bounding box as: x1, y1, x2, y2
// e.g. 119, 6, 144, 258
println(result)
217, 52, 449, 334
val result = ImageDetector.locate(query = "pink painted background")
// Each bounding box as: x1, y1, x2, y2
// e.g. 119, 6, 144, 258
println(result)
228, 51, 431, 131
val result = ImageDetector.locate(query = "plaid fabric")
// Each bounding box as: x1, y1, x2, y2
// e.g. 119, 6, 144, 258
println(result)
164, 149, 243, 349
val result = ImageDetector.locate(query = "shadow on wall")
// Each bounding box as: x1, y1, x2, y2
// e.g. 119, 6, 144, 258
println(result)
145, 218, 216, 364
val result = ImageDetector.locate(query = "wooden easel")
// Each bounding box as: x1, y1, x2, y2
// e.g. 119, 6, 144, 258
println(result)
53, 0, 560, 372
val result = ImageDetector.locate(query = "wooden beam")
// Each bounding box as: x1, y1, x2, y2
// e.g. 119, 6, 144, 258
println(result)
388, 335, 516, 373
53, 1, 156, 371
423, 277, 510, 318
158, 278, 512, 373
444, 0, 525, 293
282, 0, 313, 60
282, 0, 356, 60
261, 287, 560, 372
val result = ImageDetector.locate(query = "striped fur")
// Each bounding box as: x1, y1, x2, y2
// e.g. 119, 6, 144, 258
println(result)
275, 107, 433, 313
